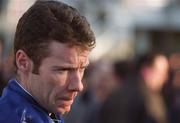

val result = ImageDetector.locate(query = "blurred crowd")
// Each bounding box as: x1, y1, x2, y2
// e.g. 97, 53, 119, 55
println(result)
0, 1, 179, 123
0, 34, 179, 123
63, 51, 180, 123
0, 36, 14, 95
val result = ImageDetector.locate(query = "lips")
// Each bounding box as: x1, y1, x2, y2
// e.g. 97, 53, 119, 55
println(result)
59, 96, 74, 101
58, 93, 77, 101
56, 97, 74, 106
57, 100, 73, 108
55, 93, 77, 106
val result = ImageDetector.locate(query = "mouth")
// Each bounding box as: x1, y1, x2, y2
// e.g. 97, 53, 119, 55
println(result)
56, 97, 74, 107
55, 93, 77, 107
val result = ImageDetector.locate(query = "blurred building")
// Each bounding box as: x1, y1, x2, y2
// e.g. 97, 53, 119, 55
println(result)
0, 0, 179, 60
134, 0, 180, 56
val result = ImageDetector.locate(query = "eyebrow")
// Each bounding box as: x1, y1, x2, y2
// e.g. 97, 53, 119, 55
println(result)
52, 64, 89, 70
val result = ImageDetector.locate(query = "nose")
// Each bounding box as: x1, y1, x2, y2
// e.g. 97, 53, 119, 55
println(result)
68, 70, 84, 92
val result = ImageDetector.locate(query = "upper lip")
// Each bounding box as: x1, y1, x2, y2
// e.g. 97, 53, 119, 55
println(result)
57, 92, 77, 101
58, 95, 75, 101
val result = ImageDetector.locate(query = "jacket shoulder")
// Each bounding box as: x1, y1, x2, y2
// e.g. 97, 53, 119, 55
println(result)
0, 96, 51, 123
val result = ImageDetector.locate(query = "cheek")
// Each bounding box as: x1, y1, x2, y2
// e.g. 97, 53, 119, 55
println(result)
52, 72, 70, 86
46, 73, 68, 95
40, 76, 63, 104
39, 72, 70, 98
37, 74, 59, 93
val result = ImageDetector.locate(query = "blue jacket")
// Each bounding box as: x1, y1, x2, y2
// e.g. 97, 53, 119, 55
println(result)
0, 79, 64, 123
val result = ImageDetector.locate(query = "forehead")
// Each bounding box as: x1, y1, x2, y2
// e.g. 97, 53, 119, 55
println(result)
154, 56, 169, 70
47, 41, 90, 65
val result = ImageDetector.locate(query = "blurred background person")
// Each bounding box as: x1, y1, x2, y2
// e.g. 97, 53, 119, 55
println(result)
0, 33, 5, 95
99, 52, 170, 123
0, 44, 15, 96
1, 49, 15, 83
64, 59, 119, 123
113, 59, 136, 88
167, 53, 180, 123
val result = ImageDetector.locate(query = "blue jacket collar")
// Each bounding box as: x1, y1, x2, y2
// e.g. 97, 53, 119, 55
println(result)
4, 79, 64, 123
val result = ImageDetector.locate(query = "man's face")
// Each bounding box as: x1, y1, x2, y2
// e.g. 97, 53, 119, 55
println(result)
27, 41, 89, 114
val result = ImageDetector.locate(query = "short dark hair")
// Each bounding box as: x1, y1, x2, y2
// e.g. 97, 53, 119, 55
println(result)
14, 0, 96, 73
135, 52, 166, 71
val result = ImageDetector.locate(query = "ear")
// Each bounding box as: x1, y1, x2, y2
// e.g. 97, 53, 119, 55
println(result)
16, 50, 31, 72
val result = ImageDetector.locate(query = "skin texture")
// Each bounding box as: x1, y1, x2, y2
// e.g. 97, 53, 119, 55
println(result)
16, 41, 90, 115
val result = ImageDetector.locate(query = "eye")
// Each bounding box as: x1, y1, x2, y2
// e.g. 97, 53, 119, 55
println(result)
53, 68, 68, 74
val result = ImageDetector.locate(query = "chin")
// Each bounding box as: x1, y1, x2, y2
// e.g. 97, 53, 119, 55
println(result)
56, 106, 71, 115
